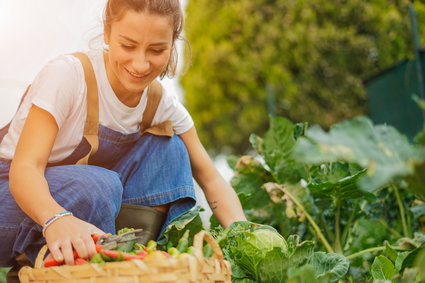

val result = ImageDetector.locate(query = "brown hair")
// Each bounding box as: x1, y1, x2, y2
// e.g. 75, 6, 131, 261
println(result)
104, 0, 184, 78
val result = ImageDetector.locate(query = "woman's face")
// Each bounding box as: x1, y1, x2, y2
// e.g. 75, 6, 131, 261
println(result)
104, 10, 173, 98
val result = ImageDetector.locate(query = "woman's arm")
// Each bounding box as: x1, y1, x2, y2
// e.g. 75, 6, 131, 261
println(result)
9, 105, 102, 264
10, 105, 63, 226
179, 127, 247, 228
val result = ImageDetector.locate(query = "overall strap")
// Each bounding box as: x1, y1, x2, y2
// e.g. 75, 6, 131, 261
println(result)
140, 80, 174, 136
72, 52, 99, 165
71, 53, 172, 165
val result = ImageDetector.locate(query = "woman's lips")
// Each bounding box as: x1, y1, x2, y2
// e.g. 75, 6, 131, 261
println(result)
126, 68, 149, 82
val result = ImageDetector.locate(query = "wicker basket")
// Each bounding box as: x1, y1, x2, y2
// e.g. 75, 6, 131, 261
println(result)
18, 231, 231, 283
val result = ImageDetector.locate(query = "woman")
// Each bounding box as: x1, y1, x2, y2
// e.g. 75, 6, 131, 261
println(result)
0, 0, 246, 268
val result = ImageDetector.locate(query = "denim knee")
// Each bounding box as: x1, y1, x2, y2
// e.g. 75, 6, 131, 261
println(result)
44, 165, 123, 232
167, 135, 190, 160
145, 134, 191, 165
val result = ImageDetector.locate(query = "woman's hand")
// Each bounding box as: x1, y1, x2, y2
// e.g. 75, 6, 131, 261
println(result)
43, 215, 104, 265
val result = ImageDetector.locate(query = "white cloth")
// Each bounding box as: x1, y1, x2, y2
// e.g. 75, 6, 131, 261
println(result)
0, 50, 194, 163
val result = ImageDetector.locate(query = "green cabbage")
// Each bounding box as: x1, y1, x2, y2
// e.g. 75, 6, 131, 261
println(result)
218, 222, 348, 282
249, 229, 288, 252
219, 222, 313, 282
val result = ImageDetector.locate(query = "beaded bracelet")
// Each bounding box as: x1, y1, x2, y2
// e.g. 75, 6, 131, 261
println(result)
42, 211, 73, 237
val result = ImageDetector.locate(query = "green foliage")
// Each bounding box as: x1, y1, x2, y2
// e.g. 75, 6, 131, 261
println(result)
229, 116, 378, 253
292, 116, 425, 199
307, 169, 368, 201
228, 115, 425, 281
371, 255, 397, 280
0, 268, 8, 283
250, 117, 308, 184
415, 248, 425, 279
366, 234, 425, 282
218, 221, 320, 282
157, 206, 204, 248
310, 252, 349, 282
182, 0, 424, 153
215, 221, 349, 282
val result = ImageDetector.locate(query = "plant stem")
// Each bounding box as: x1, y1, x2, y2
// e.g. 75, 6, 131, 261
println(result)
407, 210, 413, 239
274, 204, 286, 236
281, 186, 334, 253
335, 199, 342, 254
346, 246, 407, 260
341, 200, 358, 248
321, 214, 335, 242
392, 183, 409, 238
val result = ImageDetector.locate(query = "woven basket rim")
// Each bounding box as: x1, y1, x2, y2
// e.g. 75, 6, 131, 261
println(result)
19, 230, 232, 283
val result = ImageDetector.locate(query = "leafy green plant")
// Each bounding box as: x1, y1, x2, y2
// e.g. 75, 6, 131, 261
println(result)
217, 221, 348, 283
228, 115, 425, 282
229, 116, 376, 254
157, 206, 204, 249
371, 255, 397, 280
292, 116, 425, 199
368, 236, 425, 282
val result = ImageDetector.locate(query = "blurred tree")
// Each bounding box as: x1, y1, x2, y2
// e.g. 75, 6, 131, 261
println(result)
181, 0, 424, 154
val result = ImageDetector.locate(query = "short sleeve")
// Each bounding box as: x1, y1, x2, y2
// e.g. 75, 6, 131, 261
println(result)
30, 55, 84, 128
153, 87, 194, 135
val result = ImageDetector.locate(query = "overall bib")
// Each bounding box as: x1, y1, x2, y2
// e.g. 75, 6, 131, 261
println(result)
0, 53, 196, 268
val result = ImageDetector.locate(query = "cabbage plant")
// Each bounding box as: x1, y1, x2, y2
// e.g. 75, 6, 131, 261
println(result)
218, 221, 348, 282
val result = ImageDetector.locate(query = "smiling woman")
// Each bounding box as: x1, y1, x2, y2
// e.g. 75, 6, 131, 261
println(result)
104, 10, 174, 106
0, 1, 246, 281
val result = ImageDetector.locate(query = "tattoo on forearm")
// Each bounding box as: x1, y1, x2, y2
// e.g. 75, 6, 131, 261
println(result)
208, 200, 218, 210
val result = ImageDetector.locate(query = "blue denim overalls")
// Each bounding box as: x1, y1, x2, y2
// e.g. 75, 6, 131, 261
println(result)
0, 54, 196, 267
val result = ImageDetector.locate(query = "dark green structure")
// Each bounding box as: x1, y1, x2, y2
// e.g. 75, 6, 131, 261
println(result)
366, 3, 425, 140
365, 50, 425, 140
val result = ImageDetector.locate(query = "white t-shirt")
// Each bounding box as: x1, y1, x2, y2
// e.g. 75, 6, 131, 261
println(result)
0, 50, 194, 163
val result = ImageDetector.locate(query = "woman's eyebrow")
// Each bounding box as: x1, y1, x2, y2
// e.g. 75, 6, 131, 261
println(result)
150, 42, 169, 47
119, 35, 138, 44
119, 35, 169, 46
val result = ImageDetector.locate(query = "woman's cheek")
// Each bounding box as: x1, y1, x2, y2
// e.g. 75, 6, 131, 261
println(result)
154, 53, 171, 70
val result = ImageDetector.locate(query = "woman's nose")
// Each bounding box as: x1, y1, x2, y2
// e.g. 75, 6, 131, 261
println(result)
132, 54, 150, 74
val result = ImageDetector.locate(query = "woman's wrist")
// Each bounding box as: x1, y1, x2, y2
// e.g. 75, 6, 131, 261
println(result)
32, 200, 68, 226
42, 210, 73, 237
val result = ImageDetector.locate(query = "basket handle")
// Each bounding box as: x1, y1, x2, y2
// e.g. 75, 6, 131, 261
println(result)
34, 245, 49, 268
193, 231, 224, 261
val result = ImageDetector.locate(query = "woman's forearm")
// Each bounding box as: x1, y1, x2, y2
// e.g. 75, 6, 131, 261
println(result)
198, 174, 247, 228
9, 163, 65, 226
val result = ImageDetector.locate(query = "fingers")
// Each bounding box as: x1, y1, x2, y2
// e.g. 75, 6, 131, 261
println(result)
72, 237, 89, 260
84, 234, 97, 258
44, 218, 105, 264
74, 234, 97, 259
47, 241, 64, 263
61, 241, 74, 265
48, 234, 97, 265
